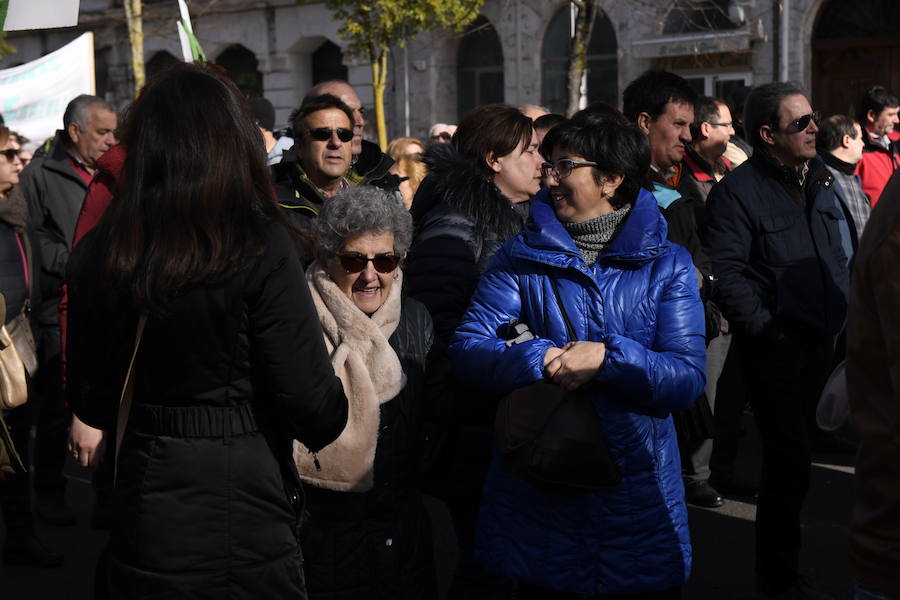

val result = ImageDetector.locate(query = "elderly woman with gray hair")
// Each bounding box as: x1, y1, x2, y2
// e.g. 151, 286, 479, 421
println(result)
295, 185, 441, 599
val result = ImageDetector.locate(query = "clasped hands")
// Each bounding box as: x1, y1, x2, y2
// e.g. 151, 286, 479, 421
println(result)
543, 341, 606, 391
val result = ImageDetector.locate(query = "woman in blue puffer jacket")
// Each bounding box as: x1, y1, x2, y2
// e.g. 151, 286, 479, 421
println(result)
449, 114, 706, 599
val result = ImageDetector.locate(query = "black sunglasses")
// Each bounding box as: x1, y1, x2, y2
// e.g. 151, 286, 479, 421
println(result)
0, 149, 19, 162
337, 252, 400, 274
306, 127, 354, 143
777, 111, 821, 134
430, 131, 452, 142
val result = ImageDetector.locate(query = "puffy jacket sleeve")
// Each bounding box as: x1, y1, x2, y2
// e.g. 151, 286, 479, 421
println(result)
703, 178, 776, 337
595, 247, 707, 413
245, 224, 348, 452
449, 247, 556, 394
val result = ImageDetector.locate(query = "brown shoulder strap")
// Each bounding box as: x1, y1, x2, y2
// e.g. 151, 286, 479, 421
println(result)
114, 313, 147, 483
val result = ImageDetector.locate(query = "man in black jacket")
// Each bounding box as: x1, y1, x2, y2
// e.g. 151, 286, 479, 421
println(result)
272, 92, 399, 229
703, 83, 848, 600
302, 80, 398, 190
20, 94, 116, 527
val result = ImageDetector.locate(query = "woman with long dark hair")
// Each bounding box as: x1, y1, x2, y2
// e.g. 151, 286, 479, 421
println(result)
65, 63, 348, 598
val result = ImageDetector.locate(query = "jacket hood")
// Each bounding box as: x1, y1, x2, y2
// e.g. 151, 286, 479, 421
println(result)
515, 186, 669, 268
412, 142, 522, 241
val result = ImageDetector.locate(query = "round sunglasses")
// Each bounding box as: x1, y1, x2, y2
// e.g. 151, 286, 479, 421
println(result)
306, 127, 354, 143
337, 252, 400, 274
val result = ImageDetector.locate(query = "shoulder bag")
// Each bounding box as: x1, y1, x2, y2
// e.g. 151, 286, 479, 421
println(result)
494, 277, 622, 492
0, 295, 27, 411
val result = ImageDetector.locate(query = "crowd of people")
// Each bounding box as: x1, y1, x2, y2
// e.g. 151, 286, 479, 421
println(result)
0, 60, 898, 600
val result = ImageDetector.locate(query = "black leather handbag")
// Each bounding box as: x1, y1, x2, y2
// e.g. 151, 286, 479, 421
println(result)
494, 277, 622, 492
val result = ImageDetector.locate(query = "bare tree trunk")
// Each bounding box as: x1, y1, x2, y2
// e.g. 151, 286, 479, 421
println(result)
123, 0, 145, 97
371, 47, 389, 151
566, 0, 599, 117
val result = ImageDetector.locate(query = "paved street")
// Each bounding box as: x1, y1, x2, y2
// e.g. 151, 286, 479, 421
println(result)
1, 415, 856, 599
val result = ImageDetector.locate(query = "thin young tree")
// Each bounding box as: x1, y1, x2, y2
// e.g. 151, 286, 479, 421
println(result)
123, 0, 145, 97
324, 0, 484, 150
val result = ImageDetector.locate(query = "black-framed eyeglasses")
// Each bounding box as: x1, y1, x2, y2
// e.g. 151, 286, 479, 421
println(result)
0, 149, 20, 162
337, 252, 401, 274
776, 111, 821, 134
430, 132, 452, 142
541, 159, 598, 181
707, 121, 733, 128
306, 127, 354, 143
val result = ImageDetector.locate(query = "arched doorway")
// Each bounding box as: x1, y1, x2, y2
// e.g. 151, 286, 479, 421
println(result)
216, 45, 263, 98
812, 0, 900, 117
312, 40, 348, 85
456, 16, 504, 120
541, 6, 618, 114
146, 50, 179, 82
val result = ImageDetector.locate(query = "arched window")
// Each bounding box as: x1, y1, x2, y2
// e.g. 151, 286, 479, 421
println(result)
541, 7, 618, 114
457, 16, 504, 120
146, 50, 179, 82
312, 40, 348, 85
662, 0, 738, 34
216, 45, 263, 98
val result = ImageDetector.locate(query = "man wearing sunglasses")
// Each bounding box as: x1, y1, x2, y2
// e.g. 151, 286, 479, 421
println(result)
703, 82, 849, 600
303, 80, 399, 192
272, 94, 357, 227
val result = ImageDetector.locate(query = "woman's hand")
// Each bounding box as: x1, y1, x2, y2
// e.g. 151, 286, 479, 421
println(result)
543, 346, 566, 369
68, 414, 105, 468
545, 341, 606, 391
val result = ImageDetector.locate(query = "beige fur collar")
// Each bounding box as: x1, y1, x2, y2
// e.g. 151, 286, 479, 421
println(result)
293, 263, 406, 492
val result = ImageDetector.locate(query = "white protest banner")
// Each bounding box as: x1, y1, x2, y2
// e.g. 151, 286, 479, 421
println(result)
3, 0, 81, 31
0, 32, 95, 144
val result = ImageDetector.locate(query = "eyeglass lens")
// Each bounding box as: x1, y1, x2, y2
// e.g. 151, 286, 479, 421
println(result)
309, 127, 354, 143
338, 253, 400, 274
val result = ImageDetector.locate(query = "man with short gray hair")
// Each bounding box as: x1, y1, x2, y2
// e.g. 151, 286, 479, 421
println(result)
19, 94, 116, 527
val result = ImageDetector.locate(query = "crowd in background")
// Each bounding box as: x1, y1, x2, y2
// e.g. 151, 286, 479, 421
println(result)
0, 60, 898, 600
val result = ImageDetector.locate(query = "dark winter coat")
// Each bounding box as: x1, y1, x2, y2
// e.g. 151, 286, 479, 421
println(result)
847, 170, 900, 598
0, 186, 34, 325
449, 187, 706, 595
702, 151, 849, 341
301, 297, 440, 600
66, 219, 349, 599
404, 143, 525, 508
406, 142, 524, 344
20, 131, 88, 336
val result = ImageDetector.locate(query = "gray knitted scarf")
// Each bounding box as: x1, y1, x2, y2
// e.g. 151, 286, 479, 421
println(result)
563, 204, 632, 266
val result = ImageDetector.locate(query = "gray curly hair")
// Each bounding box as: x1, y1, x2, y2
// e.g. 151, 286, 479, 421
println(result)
314, 186, 413, 258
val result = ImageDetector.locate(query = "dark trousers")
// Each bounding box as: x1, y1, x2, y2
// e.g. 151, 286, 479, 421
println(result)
740, 333, 835, 593
0, 399, 34, 536
516, 582, 682, 599
33, 337, 69, 498
710, 336, 750, 481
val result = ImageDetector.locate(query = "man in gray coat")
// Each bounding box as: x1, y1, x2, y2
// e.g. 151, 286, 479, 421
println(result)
19, 94, 116, 526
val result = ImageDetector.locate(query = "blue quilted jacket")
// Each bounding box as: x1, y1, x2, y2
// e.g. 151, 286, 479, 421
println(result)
449, 187, 706, 595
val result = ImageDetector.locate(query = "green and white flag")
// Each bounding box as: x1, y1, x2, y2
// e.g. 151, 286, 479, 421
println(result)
177, 0, 206, 63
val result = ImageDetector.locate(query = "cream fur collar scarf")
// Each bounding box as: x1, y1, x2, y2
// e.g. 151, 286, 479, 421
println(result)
294, 263, 406, 492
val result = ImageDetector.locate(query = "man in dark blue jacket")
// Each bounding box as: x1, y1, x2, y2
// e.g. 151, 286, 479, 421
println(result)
703, 83, 849, 600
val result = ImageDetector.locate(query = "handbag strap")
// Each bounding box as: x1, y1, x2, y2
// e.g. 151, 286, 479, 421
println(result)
548, 276, 576, 343
115, 313, 147, 483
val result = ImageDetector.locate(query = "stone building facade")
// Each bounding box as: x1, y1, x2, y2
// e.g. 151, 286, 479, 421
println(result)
2, 0, 897, 142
